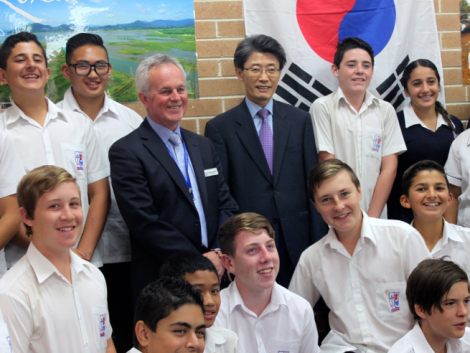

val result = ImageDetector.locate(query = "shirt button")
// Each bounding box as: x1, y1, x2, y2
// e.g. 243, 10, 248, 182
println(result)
85, 342, 89, 347
353, 283, 359, 288
357, 306, 362, 312
363, 331, 369, 336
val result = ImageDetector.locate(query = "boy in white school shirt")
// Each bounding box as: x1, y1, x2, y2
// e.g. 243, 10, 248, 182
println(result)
215, 212, 320, 353
129, 277, 206, 353
57, 32, 143, 352
289, 159, 429, 353
310, 37, 406, 219
0, 32, 110, 268
0, 165, 115, 353
160, 252, 240, 353
388, 258, 470, 353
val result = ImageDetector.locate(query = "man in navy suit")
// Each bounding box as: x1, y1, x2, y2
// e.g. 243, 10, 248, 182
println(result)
205, 35, 327, 287
109, 54, 238, 302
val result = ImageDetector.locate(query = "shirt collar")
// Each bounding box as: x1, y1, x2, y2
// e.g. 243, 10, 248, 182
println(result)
443, 219, 464, 244
5, 98, 67, 126
62, 87, 117, 121
204, 326, 229, 351
409, 322, 463, 352
334, 87, 378, 110
146, 116, 181, 144
322, 211, 376, 254
227, 281, 287, 316
403, 102, 448, 130
27, 242, 90, 284
245, 97, 274, 119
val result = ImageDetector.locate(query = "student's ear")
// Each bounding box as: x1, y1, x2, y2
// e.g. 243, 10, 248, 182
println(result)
400, 195, 411, 209
61, 64, 71, 80
135, 321, 149, 348
448, 190, 454, 206
414, 304, 428, 320
0, 69, 8, 85
19, 207, 33, 227
331, 64, 339, 78
221, 254, 236, 275
235, 67, 245, 82
404, 88, 410, 98
357, 184, 362, 201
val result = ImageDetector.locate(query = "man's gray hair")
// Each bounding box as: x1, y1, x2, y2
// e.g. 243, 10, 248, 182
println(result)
135, 54, 186, 95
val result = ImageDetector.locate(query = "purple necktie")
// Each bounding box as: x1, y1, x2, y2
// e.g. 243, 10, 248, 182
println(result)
258, 108, 273, 174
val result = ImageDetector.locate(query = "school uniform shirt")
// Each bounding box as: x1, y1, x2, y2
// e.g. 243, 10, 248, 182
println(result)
445, 129, 470, 228
289, 212, 429, 353
205, 326, 239, 353
58, 87, 143, 264
215, 281, 320, 353
388, 322, 470, 353
0, 309, 11, 353
126, 349, 141, 353
0, 98, 109, 268
0, 243, 112, 353
388, 103, 463, 223
311, 88, 406, 218
0, 130, 25, 278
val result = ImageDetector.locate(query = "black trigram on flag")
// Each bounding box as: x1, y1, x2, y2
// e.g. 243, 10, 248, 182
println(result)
275, 62, 332, 112
375, 55, 410, 111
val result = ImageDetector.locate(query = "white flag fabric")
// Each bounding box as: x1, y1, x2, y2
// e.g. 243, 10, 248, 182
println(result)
243, 0, 443, 112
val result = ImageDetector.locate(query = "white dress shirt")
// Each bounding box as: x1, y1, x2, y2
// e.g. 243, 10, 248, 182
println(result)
0, 130, 25, 277
245, 97, 274, 134
126, 349, 141, 353
311, 89, 406, 218
57, 87, 143, 264
289, 212, 429, 353
0, 243, 112, 353
205, 326, 239, 353
445, 129, 470, 227
388, 322, 470, 353
0, 309, 11, 353
0, 98, 109, 268
403, 102, 449, 131
215, 281, 320, 353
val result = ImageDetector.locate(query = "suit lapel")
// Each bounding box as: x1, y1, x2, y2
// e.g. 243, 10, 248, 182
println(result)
272, 100, 291, 186
139, 120, 196, 207
235, 101, 273, 184
182, 129, 208, 211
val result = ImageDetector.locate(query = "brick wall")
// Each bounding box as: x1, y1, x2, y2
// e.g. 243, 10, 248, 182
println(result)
128, 0, 468, 133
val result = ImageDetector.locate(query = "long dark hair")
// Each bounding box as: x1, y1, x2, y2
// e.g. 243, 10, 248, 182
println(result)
401, 59, 455, 132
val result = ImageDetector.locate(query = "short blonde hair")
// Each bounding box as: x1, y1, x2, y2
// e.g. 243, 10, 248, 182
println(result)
308, 159, 360, 202
17, 166, 79, 236
218, 212, 275, 257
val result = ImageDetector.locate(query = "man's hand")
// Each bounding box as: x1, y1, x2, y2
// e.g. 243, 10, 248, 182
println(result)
204, 250, 224, 280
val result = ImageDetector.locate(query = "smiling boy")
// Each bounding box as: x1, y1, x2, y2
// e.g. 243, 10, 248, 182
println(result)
130, 277, 206, 353
310, 37, 406, 218
289, 159, 429, 353
0, 32, 110, 269
57, 32, 143, 352
388, 258, 470, 353
0, 165, 115, 353
160, 252, 240, 353
215, 213, 320, 353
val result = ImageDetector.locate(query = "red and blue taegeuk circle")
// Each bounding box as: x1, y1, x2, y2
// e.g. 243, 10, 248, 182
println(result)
296, 0, 396, 63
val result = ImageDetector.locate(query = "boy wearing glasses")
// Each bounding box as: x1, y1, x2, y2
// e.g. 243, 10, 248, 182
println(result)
58, 32, 143, 352
0, 32, 109, 269
205, 34, 326, 288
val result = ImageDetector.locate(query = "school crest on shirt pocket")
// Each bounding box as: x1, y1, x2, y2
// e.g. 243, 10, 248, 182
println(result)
365, 127, 383, 161
374, 282, 410, 322
60, 143, 87, 178
92, 306, 107, 352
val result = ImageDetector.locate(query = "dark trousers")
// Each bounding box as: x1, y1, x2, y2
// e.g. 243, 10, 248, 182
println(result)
275, 223, 295, 288
101, 262, 134, 353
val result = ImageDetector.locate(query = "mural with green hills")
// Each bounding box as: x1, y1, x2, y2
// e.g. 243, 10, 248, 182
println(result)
0, 26, 198, 106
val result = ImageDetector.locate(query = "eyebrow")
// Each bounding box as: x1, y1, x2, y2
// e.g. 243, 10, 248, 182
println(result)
318, 188, 349, 199
13, 53, 43, 59
170, 322, 206, 329
46, 196, 80, 202
414, 182, 446, 187
75, 59, 107, 63
192, 283, 220, 288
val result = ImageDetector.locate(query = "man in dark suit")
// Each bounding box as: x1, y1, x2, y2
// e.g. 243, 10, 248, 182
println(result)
205, 35, 327, 287
109, 54, 238, 302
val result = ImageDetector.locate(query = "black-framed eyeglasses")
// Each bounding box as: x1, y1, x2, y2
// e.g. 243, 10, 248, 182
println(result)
243, 67, 281, 76
68, 62, 110, 76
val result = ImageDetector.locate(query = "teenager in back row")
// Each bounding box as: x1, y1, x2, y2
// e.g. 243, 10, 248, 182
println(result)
388, 59, 463, 223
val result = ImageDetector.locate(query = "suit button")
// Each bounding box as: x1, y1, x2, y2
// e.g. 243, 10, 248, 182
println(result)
274, 191, 279, 195
195, 220, 200, 227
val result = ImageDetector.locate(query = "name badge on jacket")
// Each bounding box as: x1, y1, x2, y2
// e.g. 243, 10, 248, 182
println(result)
204, 168, 218, 177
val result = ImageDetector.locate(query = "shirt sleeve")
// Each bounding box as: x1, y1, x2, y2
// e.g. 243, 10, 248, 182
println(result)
84, 120, 110, 184
0, 132, 25, 198
403, 229, 430, 279
445, 134, 464, 187
310, 100, 335, 154
0, 292, 32, 353
299, 302, 321, 353
288, 253, 321, 307
381, 102, 407, 157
